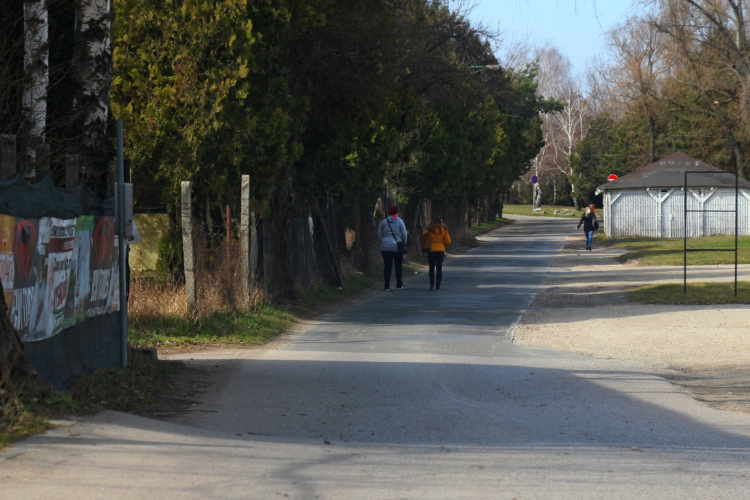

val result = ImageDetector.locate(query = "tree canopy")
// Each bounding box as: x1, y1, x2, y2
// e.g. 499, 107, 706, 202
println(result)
110, 0, 554, 218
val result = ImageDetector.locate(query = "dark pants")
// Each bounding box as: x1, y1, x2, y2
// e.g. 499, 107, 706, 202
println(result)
428, 251, 445, 289
381, 251, 403, 289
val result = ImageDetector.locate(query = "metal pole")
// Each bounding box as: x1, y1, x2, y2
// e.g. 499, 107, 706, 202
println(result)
736, 173, 739, 298
116, 119, 128, 368
684, 172, 687, 295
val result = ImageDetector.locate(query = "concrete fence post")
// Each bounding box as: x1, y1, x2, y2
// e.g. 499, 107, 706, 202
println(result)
0, 135, 17, 180
181, 181, 197, 316
240, 175, 252, 300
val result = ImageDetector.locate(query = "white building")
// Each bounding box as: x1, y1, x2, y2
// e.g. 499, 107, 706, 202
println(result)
596, 152, 750, 238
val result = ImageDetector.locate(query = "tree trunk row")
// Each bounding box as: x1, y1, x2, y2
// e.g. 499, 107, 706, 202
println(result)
15, 0, 112, 186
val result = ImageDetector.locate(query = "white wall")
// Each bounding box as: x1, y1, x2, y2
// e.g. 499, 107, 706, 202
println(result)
605, 188, 750, 238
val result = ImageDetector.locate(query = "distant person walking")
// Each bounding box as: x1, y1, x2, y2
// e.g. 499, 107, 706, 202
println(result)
378, 206, 408, 291
422, 217, 451, 291
577, 207, 599, 251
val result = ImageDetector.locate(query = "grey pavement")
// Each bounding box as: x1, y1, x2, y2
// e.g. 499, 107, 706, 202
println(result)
2, 216, 750, 499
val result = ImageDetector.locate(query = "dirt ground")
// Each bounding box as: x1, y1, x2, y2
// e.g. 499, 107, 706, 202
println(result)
514, 234, 750, 414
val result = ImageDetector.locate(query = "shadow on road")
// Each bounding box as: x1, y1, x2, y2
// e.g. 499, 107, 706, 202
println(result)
165, 357, 750, 451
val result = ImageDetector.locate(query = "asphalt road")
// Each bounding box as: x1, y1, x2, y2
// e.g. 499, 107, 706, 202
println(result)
2, 216, 750, 499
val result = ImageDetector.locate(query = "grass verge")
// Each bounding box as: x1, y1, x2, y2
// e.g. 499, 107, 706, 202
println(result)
596, 234, 750, 265
629, 282, 750, 304
131, 273, 378, 349
67, 350, 181, 413
469, 218, 512, 236
1, 349, 179, 449
502, 204, 584, 218
130, 306, 294, 348
0, 398, 51, 449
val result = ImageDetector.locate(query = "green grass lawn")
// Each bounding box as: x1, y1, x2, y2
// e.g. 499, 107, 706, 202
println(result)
502, 204, 584, 218
629, 282, 750, 304
469, 218, 512, 236
596, 234, 750, 265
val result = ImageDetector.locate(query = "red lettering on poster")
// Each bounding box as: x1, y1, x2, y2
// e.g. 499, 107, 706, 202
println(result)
93, 218, 113, 263
53, 278, 69, 310
14, 220, 37, 280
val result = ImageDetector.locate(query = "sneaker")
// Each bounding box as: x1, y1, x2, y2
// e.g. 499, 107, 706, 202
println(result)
384, 287, 392, 292
396, 285, 406, 290
435, 288, 441, 292
430, 286, 434, 291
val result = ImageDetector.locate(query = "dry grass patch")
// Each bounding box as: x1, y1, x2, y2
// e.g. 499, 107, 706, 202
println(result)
128, 253, 378, 349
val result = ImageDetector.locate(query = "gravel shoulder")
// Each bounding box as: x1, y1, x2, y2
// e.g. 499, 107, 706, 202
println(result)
514, 234, 750, 413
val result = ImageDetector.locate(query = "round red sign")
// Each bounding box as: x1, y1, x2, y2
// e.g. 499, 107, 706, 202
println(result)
607, 174, 618, 182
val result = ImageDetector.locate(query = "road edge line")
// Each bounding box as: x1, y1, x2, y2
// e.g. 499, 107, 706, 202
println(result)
506, 309, 526, 342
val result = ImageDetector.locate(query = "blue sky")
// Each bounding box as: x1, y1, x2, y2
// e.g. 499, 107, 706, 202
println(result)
468, 0, 637, 73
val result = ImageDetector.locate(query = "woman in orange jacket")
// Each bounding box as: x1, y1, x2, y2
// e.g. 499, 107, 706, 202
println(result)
423, 217, 451, 291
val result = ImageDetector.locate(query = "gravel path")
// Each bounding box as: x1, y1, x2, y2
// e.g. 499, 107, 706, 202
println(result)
514, 232, 750, 412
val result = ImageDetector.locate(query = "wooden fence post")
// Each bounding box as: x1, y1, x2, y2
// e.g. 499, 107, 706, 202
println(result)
312, 198, 345, 289
181, 181, 197, 316
250, 209, 258, 294
354, 196, 362, 271
240, 175, 252, 300
262, 216, 273, 296
0, 135, 17, 180
226, 204, 231, 283
65, 154, 79, 188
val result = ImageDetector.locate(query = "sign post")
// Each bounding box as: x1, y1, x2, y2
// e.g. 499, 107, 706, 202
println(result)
116, 119, 128, 369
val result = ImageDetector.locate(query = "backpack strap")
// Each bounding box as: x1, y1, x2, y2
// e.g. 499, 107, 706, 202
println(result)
386, 218, 399, 244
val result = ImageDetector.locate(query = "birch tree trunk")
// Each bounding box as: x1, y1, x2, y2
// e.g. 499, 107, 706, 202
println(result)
71, 0, 112, 182
21, 0, 49, 179
534, 183, 542, 207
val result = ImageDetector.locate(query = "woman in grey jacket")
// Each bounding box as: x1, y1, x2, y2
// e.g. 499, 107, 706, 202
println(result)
377, 206, 408, 291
